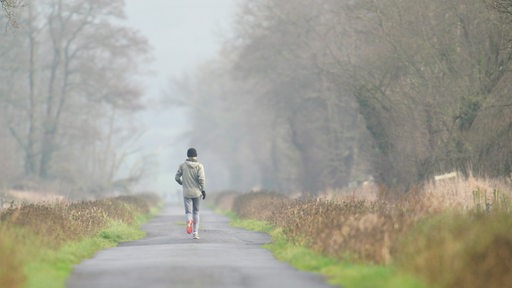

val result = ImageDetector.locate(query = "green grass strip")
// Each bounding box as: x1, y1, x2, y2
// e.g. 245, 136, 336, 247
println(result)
228, 214, 426, 288
24, 221, 145, 288
23, 203, 163, 288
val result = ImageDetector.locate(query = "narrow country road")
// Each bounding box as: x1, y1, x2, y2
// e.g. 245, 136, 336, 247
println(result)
66, 203, 334, 288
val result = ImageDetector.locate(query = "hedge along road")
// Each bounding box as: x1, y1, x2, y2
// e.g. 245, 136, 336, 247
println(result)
66, 203, 334, 288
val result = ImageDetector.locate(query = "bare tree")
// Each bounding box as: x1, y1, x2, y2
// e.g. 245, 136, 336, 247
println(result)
0, 0, 150, 195
167, 0, 373, 193
38, 0, 148, 178
170, 0, 512, 193
318, 0, 512, 186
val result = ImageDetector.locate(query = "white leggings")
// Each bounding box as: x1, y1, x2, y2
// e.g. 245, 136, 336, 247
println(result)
184, 197, 200, 233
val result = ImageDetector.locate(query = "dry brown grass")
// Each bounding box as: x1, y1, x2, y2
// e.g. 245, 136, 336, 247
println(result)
1, 194, 158, 245
234, 194, 415, 264
227, 177, 512, 288
0, 193, 160, 287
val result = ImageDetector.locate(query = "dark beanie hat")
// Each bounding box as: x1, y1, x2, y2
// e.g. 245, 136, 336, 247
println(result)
187, 148, 197, 157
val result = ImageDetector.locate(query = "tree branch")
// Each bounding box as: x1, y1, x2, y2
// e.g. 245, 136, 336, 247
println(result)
493, 0, 512, 16
1, 0, 24, 28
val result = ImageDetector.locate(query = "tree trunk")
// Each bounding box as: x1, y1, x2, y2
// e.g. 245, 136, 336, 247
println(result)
25, 4, 38, 177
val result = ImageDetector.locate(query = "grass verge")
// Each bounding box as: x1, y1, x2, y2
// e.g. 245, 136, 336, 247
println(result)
227, 212, 426, 288
25, 221, 146, 288
0, 194, 161, 288
217, 187, 512, 288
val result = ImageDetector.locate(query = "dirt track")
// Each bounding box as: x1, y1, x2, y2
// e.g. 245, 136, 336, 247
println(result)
66, 203, 333, 288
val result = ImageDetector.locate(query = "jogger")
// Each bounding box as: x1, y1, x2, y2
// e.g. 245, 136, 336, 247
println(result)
175, 147, 206, 239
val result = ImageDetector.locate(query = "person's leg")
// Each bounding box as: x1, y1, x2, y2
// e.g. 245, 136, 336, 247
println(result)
192, 197, 200, 235
184, 197, 193, 234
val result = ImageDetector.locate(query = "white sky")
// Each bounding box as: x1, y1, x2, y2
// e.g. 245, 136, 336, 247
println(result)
125, 0, 236, 78
123, 0, 237, 195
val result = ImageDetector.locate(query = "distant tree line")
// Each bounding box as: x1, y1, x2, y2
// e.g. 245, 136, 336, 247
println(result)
0, 0, 150, 197
170, 0, 512, 194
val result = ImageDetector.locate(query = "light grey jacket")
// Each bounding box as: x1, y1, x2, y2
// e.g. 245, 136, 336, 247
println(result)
175, 157, 205, 198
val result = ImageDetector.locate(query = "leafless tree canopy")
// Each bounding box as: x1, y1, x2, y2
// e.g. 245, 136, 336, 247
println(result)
168, 0, 512, 194
0, 0, 151, 198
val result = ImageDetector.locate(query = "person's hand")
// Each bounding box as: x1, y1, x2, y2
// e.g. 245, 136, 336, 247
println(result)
201, 190, 206, 200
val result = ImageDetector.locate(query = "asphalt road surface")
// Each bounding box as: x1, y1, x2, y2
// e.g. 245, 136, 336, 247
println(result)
66, 203, 334, 288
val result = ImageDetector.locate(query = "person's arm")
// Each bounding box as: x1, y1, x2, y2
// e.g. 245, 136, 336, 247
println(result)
197, 164, 205, 191
175, 165, 183, 185
198, 164, 206, 199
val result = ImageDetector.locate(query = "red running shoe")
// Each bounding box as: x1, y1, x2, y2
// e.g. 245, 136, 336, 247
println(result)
186, 220, 193, 234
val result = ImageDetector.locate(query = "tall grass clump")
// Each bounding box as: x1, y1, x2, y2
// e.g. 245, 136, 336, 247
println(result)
0, 226, 26, 288
397, 210, 512, 288
0, 193, 160, 288
227, 176, 512, 288
233, 193, 418, 264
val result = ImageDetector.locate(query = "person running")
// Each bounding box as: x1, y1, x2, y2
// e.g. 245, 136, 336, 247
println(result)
175, 147, 206, 239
